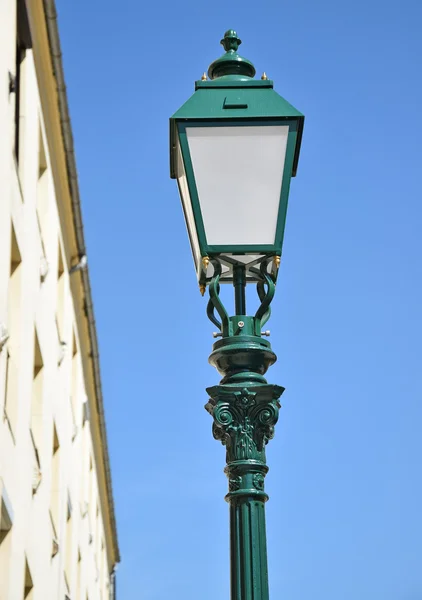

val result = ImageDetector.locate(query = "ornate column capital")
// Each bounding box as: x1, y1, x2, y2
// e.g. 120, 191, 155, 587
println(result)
205, 384, 284, 465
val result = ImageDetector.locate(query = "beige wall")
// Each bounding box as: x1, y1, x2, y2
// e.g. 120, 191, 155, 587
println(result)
0, 1, 116, 598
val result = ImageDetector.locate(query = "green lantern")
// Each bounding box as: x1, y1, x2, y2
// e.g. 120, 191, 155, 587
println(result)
170, 29, 304, 287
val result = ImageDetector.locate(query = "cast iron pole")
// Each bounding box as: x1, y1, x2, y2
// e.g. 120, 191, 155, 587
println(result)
205, 258, 283, 600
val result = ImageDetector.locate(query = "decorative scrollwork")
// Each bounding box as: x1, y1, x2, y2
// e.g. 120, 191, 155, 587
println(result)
207, 259, 229, 332
252, 258, 276, 328
213, 403, 234, 427
251, 402, 279, 451
229, 476, 242, 492
206, 256, 277, 334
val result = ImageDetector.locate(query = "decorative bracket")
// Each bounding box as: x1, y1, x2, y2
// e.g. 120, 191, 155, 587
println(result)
207, 258, 229, 331
251, 258, 276, 328
206, 256, 277, 337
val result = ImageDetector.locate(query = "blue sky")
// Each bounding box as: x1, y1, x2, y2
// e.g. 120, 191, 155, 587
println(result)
56, 1, 422, 598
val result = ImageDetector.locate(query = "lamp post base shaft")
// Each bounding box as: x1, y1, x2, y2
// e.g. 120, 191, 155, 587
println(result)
206, 375, 283, 600
205, 262, 282, 600
229, 497, 269, 600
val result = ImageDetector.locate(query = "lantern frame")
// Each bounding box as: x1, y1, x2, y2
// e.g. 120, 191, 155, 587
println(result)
170, 48, 304, 285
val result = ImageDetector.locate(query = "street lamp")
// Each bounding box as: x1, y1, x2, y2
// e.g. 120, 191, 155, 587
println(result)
170, 29, 304, 600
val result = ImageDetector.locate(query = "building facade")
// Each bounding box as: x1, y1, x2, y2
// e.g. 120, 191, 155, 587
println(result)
0, 0, 120, 598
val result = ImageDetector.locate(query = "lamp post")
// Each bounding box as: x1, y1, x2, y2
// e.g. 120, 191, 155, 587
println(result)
170, 30, 304, 600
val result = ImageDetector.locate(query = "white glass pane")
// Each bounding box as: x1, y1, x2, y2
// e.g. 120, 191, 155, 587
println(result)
186, 125, 289, 246
176, 137, 201, 275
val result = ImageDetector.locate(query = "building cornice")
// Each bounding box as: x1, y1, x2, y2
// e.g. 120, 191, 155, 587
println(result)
27, 0, 120, 566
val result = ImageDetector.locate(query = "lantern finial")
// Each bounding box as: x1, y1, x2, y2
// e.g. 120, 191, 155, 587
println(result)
220, 30, 242, 52
208, 29, 256, 80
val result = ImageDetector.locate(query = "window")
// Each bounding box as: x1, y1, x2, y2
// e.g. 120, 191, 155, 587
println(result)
99, 544, 107, 597
23, 559, 33, 599
65, 496, 73, 596
79, 421, 90, 524
31, 331, 43, 451
95, 509, 101, 569
0, 519, 12, 598
0, 481, 13, 598
70, 333, 79, 438
51, 515, 59, 558
50, 423, 61, 534
4, 224, 22, 438
14, 0, 32, 166
82, 399, 89, 425
8, 224, 22, 337
37, 124, 49, 280
86, 455, 96, 545
30, 330, 43, 494
57, 243, 66, 348
0, 497, 12, 544
75, 549, 82, 600
37, 124, 48, 205
3, 352, 12, 432
37, 124, 48, 216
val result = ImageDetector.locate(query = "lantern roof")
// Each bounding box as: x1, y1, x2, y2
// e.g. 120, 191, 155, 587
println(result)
170, 30, 304, 180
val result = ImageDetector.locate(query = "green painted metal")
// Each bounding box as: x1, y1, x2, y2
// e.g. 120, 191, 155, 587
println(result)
171, 87, 304, 125
251, 259, 276, 328
205, 383, 283, 600
169, 31, 304, 600
207, 257, 276, 338
208, 29, 256, 80
208, 258, 230, 334
205, 257, 283, 600
233, 264, 246, 315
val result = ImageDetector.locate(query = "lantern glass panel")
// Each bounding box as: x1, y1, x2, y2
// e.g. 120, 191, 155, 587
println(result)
186, 125, 289, 246
176, 137, 201, 274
